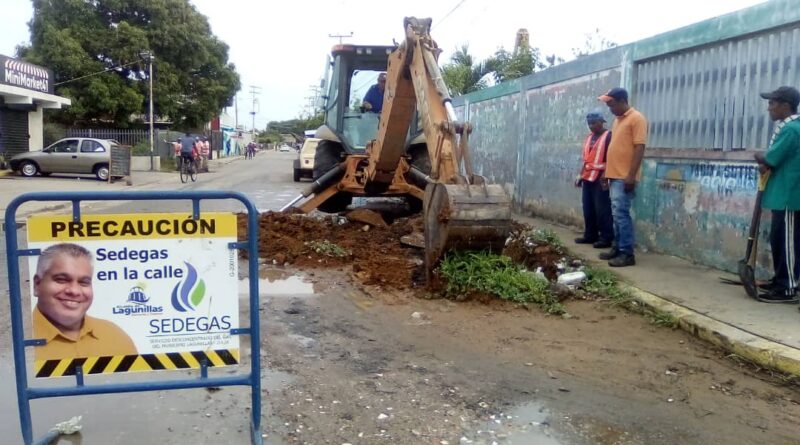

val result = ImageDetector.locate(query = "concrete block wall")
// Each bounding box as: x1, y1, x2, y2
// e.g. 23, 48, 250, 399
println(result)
452, 0, 800, 272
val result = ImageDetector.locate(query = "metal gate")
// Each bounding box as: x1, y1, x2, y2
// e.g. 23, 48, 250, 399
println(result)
0, 108, 30, 156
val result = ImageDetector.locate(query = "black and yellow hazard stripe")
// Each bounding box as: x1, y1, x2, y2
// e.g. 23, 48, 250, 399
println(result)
34, 349, 239, 378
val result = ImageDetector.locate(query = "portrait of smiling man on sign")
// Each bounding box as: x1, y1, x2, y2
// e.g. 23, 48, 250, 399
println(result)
33, 243, 137, 361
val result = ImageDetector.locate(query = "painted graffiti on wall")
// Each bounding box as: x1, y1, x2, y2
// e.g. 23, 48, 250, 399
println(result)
690, 164, 757, 196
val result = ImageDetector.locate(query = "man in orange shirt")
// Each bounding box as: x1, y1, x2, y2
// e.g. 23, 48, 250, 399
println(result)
598, 87, 648, 267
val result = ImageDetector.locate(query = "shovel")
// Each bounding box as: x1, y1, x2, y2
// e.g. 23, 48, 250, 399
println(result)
736, 171, 770, 299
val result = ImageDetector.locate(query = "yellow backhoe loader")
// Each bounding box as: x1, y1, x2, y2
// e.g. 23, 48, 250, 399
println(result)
282, 17, 511, 276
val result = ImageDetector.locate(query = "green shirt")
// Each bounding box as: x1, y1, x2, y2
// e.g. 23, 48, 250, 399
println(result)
763, 117, 800, 210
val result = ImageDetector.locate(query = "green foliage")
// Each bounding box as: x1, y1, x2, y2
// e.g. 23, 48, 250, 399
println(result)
21, 0, 240, 128
583, 265, 678, 328
527, 228, 565, 254
485, 42, 545, 83
649, 312, 679, 328
307, 240, 350, 258
583, 265, 632, 304
263, 113, 324, 143
439, 252, 564, 314
441, 44, 489, 96
132, 139, 150, 155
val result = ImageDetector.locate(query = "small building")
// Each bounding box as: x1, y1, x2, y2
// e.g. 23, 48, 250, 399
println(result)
0, 54, 71, 159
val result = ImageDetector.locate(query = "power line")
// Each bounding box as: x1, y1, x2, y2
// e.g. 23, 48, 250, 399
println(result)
432, 0, 468, 30
54, 59, 142, 86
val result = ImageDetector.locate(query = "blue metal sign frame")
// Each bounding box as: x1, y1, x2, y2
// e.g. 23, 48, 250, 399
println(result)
4, 191, 263, 445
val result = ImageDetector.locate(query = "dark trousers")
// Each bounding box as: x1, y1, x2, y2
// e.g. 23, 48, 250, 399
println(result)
769, 209, 800, 292
582, 180, 614, 243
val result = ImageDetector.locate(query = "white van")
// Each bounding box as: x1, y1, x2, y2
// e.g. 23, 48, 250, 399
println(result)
293, 137, 320, 182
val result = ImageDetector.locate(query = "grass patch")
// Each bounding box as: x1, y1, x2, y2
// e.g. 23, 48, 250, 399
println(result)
439, 251, 565, 314
583, 265, 679, 328
306, 240, 350, 257
583, 265, 633, 304
527, 228, 566, 254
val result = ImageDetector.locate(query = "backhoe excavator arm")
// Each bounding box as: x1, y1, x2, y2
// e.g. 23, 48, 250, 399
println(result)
364, 17, 462, 191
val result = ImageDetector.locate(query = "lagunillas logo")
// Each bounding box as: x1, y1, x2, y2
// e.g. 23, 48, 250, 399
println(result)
112, 285, 164, 315
171, 262, 207, 312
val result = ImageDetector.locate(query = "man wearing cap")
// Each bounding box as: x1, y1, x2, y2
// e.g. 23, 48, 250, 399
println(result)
574, 112, 614, 248
598, 87, 648, 267
362, 72, 387, 113
753, 86, 800, 303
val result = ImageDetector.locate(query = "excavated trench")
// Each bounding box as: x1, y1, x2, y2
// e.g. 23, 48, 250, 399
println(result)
237, 210, 568, 293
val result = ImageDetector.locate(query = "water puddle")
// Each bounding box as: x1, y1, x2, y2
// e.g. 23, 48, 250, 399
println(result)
464, 401, 567, 444
239, 272, 317, 297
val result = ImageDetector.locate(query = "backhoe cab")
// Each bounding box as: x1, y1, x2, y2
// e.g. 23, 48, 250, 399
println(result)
284, 17, 511, 275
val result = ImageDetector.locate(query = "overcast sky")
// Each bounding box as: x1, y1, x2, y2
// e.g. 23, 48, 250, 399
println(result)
2, 0, 766, 129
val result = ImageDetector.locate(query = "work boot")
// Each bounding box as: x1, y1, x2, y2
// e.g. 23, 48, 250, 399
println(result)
608, 254, 636, 267
756, 288, 799, 304
758, 278, 779, 291
574, 237, 597, 244
592, 240, 613, 249
598, 249, 619, 260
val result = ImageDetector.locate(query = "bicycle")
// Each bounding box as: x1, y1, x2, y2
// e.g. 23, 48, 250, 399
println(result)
179, 155, 198, 183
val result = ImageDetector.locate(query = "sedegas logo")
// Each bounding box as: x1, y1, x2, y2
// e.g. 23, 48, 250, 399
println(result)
171, 262, 206, 312
149, 262, 231, 334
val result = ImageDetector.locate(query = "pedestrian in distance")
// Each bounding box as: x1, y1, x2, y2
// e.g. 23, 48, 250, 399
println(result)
753, 86, 800, 304
33, 243, 137, 361
574, 112, 614, 249
597, 87, 648, 267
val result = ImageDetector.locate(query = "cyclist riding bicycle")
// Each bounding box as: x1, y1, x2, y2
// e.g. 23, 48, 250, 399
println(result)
179, 133, 199, 170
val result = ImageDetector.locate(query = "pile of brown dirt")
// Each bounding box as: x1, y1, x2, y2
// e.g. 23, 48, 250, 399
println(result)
503, 222, 571, 280
238, 211, 573, 290
238, 211, 422, 289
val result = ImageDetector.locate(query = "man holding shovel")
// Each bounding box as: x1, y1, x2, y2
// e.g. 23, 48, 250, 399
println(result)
754, 86, 800, 304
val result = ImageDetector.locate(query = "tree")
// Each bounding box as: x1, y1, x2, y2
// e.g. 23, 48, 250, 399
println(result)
485, 41, 545, 83
19, 0, 240, 129
571, 28, 617, 59
545, 54, 565, 68
441, 44, 490, 96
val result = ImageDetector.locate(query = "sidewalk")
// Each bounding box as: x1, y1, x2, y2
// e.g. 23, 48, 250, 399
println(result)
517, 215, 800, 377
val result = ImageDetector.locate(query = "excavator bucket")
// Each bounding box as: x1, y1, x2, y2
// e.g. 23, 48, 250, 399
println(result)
423, 182, 512, 275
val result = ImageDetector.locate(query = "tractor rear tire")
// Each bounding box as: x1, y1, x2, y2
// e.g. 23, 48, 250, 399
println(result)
313, 140, 352, 213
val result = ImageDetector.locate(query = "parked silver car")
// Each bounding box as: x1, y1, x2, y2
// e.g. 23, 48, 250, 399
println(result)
9, 137, 116, 181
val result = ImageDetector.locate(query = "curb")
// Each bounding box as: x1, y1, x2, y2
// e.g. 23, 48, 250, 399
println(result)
625, 284, 800, 377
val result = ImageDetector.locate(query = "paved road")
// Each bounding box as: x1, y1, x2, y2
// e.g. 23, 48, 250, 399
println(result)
1, 152, 798, 444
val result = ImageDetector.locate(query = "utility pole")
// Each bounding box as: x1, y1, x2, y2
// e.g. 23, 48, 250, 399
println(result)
139, 51, 156, 171
328, 32, 353, 44
249, 85, 261, 132
234, 94, 239, 130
